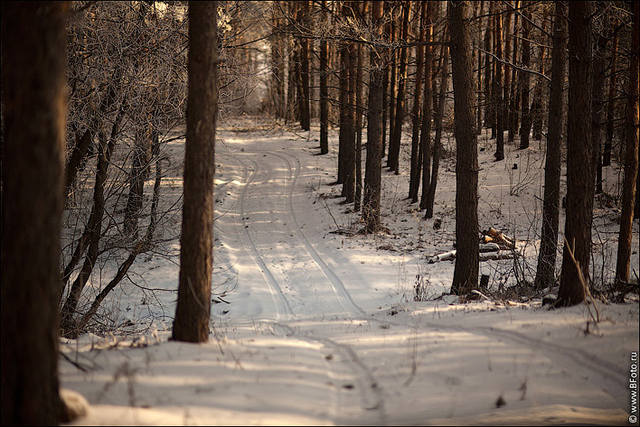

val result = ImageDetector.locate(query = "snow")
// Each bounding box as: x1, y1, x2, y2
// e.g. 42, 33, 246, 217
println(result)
60, 116, 639, 425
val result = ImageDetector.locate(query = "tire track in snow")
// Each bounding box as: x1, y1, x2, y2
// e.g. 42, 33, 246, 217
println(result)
236, 154, 294, 319
269, 320, 386, 425
267, 150, 366, 318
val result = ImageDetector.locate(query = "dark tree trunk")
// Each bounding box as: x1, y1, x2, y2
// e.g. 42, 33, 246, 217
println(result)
519, 9, 532, 149
476, 1, 485, 135
508, 1, 520, 142
419, 1, 434, 210
362, 0, 385, 233
337, 38, 349, 185
531, 43, 546, 142
319, 1, 329, 154
483, 2, 493, 131
299, 0, 310, 131
1, 3, 69, 424
615, 0, 639, 285
502, 4, 512, 144
425, 42, 449, 219
493, 9, 505, 161
409, 1, 426, 203
534, 1, 567, 290
172, 1, 218, 343
271, 2, 285, 119
387, 11, 398, 162
603, 31, 619, 167
341, 37, 356, 203
449, 1, 479, 295
388, 1, 410, 174
557, 1, 594, 307
593, 33, 607, 195
354, 3, 366, 211
123, 125, 152, 236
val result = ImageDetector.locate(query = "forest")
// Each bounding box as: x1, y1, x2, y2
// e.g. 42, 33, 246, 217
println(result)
1, 1, 638, 425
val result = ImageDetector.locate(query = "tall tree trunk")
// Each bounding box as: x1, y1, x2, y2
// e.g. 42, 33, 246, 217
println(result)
172, 1, 218, 343
519, 8, 532, 149
299, 0, 311, 131
342, 38, 356, 203
534, 1, 567, 290
388, 1, 411, 174
449, 1, 479, 295
337, 37, 349, 185
593, 33, 607, 194
409, 1, 426, 202
476, 1, 485, 135
354, 3, 366, 211
425, 41, 449, 219
493, 8, 505, 160
508, 1, 520, 142
419, 2, 434, 210
531, 42, 546, 142
319, 1, 329, 154
1, 3, 69, 424
615, 0, 639, 285
362, 0, 385, 233
483, 2, 493, 131
557, 1, 594, 307
387, 9, 398, 162
603, 31, 619, 167
502, 3, 513, 144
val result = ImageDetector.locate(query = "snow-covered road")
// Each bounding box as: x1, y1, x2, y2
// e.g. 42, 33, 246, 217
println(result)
61, 121, 639, 425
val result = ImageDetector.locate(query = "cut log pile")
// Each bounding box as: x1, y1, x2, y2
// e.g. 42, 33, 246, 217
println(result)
428, 227, 517, 264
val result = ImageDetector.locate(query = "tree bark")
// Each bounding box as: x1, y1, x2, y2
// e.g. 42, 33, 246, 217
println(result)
557, 1, 594, 307
449, 1, 479, 295
593, 32, 607, 195
419, 2, 434, 210
388, 1, 410, 174
615, 0, 639, 285
362, 0, 385, 233
425, 42, 449, 219
519, 8, 532, 149
493, 8, 505, 161
299, 0, 311, 131
319, 0, 329, 154
603, 31, 619, 167
409, 1, 427, 203
534, 1, 567, 290
1, 3, 69, 424
172, 1, 218, 343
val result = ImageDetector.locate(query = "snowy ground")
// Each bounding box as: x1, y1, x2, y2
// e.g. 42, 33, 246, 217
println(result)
61, 116, 639, 425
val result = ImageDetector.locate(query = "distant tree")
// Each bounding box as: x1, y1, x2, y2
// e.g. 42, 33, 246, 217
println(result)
172, 1, 218, 343
557, 1, 594, 307
1, 2, 70, 423
419, 1, 434, 210
449, 0, 479, 295
425, 39, 449, 219
298, 0, 311, 131
319, 0, 329, 155
519, 7, 532, 149
409, 1, 426, 203
534, 1, 567, 290
388, 1, 410, 174
615, 0, 639, 285
493, 6, 505, 161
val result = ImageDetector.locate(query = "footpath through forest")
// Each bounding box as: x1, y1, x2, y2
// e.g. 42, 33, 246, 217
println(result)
61, 119, 639, 425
